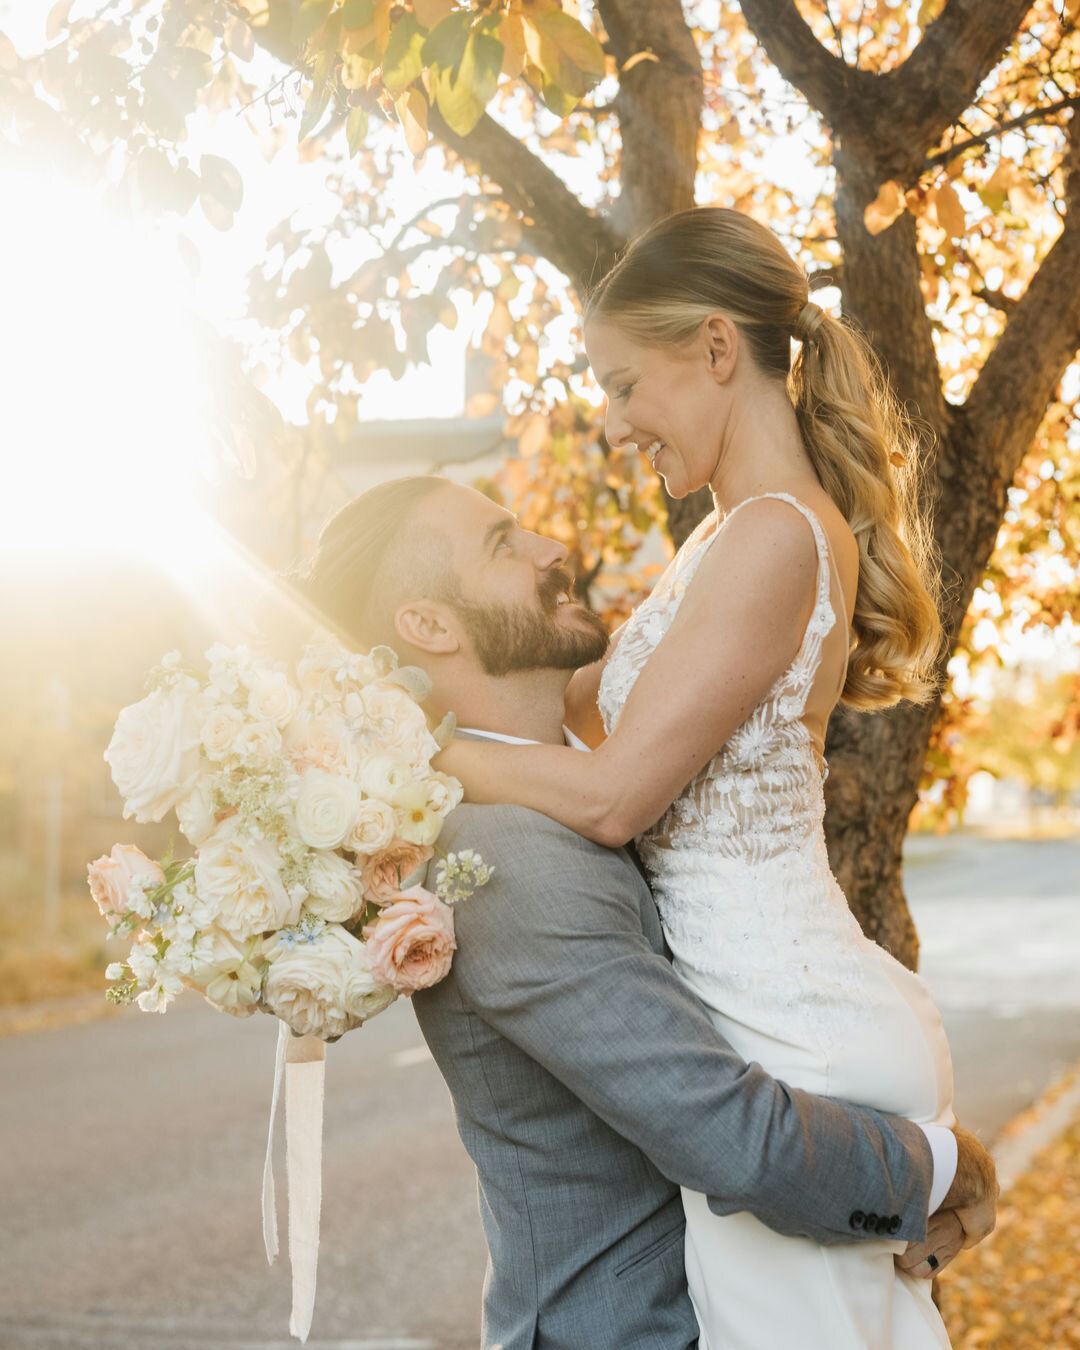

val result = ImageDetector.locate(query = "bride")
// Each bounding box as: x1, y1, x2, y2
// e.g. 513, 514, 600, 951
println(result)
439, 207, 957, 1348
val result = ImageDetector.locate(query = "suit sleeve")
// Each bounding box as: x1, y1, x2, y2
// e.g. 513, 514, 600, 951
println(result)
438, 804, 933, 1246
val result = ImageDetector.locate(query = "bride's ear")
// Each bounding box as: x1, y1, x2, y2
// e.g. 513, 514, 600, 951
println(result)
702, 312, 738, 384
394, 600, 460, 656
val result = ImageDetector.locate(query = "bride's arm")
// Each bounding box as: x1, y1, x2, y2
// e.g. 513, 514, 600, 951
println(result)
439, 500, 819, 845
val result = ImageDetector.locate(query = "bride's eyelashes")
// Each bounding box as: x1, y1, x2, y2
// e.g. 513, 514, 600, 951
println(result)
615, 382, 635, 401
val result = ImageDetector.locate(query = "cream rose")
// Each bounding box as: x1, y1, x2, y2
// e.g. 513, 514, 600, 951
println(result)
303, 850, 365, 924
359, 839, 434, 905
87, 844, 165, 924
194, 823, 301, 940
344, 798, 397, 857
263, 923, 396, 1039
246, 670, 299, 728
362, 885, 456, 996
105, 687, 202, 823
175, 777, 219, 847
231, 718, 283, 763
284, 712, 357, 778
200, 705, 247, 762
295, 769, 359, 850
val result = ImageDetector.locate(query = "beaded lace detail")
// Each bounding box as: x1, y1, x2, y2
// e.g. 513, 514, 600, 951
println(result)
597, 493, 876, 1050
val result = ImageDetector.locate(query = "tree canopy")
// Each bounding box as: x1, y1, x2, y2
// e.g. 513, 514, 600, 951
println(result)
2, 0, 1078, 966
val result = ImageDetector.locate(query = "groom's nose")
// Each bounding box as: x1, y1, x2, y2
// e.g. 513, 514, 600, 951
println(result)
523, 528, 569, 572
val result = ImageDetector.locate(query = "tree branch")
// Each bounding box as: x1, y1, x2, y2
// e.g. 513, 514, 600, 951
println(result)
919, 94, 1080, 177
962, 113, 1080, 489
429, 109, 623, 293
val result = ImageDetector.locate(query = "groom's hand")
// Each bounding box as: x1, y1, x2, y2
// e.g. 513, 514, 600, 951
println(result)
942, 1125, 999, 1248
895, 1209, 964, 1278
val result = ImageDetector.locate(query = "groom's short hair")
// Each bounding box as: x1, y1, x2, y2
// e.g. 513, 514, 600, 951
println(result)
302, 475, 455, 648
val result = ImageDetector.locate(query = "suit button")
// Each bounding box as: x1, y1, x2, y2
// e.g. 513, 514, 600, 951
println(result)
864, 1213, 878, 1232
888, 1216, 901, 1235
849, 1210, 865, 1230
875, 1216, 891, 1235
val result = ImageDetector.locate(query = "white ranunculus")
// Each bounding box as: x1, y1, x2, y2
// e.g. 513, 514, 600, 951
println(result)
194, 823, 301, 941
247, 670, 299, 728
303, 850, 365, 923
105, 687, 202, 824
344, 798, 397, 857
355, 753, 414, 805
295, 769, 359, 850
263, 923, 395, 1039
175, 776, 219, 847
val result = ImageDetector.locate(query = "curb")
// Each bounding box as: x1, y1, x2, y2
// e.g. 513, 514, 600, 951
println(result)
988, 1059, 1080, 1192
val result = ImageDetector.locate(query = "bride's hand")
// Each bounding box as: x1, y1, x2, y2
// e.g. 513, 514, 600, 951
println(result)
894, 1209, 964, 1279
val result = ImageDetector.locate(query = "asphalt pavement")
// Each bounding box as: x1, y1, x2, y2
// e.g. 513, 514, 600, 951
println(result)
1, 833, 1077, 1350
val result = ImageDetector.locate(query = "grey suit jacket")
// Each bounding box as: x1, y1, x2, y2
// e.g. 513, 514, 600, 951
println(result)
413, 802, 934, 1350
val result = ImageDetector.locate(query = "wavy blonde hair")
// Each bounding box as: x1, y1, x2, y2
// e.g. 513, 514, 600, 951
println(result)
585, 206, 944, 709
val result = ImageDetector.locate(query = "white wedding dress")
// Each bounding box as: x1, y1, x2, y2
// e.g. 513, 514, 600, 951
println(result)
597, 493, 954, 1350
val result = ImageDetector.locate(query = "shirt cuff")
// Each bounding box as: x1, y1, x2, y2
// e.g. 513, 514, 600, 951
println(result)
919, 1123, 958, 1215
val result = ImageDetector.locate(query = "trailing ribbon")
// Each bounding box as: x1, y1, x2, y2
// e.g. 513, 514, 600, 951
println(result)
262, 1019, 327, 1344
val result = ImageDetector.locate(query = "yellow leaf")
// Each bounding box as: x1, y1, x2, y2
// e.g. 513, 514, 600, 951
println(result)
519, 412, 548, 457
374, 0, 392, 53
498, 11, 526, 78
933, 183, 966, 238
395, 87, 428, 156
863, 180, 906, 235
413, 0, 456, 27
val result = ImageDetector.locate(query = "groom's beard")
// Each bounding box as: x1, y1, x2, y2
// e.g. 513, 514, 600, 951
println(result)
451, 568, 609, 678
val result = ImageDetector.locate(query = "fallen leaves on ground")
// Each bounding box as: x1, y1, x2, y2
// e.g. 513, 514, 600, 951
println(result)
938, 1105, 1080, 1348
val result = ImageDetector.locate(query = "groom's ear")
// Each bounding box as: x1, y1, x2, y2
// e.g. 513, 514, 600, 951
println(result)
394, 600, 460, 656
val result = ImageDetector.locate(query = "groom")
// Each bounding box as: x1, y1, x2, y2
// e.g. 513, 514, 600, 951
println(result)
304, 475, 996, 1350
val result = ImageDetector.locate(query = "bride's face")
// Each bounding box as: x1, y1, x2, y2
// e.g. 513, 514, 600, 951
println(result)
583, 318, 731, 499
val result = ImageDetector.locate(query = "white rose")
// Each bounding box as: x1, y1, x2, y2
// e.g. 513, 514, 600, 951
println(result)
424, 771, 463, 819
105, 687, 202, 824
263, 923, 395, 1039
247, 671, 299, 728
200, 705, 247, 761
294, 769, 358, 850
344, 798, 397, 857
194, 823, 301, 941
355, 753, 414, 804
284, 713, 358, 778
175, 777, 219, 847
361, 684, 437, 770
303, 850, 364, 924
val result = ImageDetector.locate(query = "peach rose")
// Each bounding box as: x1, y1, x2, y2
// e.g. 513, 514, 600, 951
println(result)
359, 839, 434, 905
87, 844, 165, 924
362, 886, 456, 996
284, 712, 357, 778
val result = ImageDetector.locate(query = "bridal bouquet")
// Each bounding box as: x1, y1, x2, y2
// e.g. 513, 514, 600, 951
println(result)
89, 641, 492, 1039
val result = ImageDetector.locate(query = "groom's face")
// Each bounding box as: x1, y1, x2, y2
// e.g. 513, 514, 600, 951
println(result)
415, 485, 609, 676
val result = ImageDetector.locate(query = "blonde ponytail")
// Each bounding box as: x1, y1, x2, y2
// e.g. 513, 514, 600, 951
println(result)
586, 206, 945, 710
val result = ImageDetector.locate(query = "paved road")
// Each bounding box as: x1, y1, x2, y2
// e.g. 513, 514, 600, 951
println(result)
2, 835, 1077, 1350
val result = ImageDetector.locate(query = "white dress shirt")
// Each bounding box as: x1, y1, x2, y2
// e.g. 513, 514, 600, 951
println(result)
455, 723, 957, 1214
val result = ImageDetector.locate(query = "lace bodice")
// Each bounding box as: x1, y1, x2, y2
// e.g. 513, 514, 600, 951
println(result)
598, 493, 841, 864
597, 493, 881, 1053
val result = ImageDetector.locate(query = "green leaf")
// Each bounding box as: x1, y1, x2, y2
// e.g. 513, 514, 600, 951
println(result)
421, 10, 470, 69
299, 79, 332, 139
432, 25, 502, 136
292, 0, 334, 46
199, 153, 244, 213
382, 11, 425, 89
346, 104, 369, 155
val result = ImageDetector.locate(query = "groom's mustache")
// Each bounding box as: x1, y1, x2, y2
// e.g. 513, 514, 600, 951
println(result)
537, 566, 576, 615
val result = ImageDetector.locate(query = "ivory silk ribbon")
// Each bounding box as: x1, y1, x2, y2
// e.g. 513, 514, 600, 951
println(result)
263, 1019, 327, 1344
